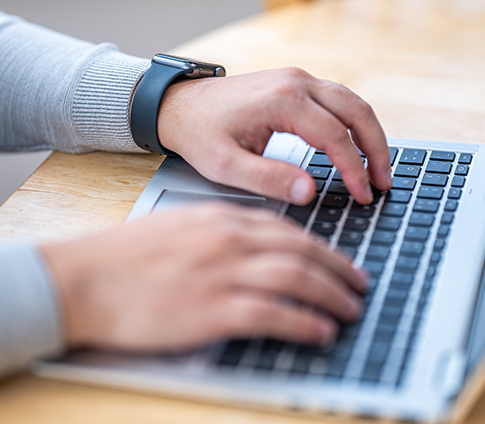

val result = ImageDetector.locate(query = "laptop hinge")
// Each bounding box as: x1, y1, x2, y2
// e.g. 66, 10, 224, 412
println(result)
434, 350, 467, 398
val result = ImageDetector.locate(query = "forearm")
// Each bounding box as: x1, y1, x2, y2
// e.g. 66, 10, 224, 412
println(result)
0, 242, 63, 379
0, 11, 150, 154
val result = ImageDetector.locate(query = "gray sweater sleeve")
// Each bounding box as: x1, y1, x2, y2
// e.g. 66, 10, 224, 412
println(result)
0, 11, 153, 377
0, 10, 151, 153
0, 243, 63, 379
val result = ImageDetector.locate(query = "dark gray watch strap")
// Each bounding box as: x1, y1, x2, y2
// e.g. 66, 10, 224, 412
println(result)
130, 63, 188, 156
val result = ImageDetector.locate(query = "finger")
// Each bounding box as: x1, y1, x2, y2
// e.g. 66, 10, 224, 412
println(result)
199, 140, 317, 205
281, 97, 373, 204
211, 218, 368, 292
232, 252, 363, 321
307, 79, 392, 191
218, 295, 338, 344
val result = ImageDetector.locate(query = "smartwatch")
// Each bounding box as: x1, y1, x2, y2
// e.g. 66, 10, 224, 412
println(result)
130, 54, 226, 156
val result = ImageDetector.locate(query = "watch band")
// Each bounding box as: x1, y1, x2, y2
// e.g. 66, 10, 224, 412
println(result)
130, 62, 189, 156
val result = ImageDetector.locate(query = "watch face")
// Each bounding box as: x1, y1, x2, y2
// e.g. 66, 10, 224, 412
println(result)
152, 54, 226, 78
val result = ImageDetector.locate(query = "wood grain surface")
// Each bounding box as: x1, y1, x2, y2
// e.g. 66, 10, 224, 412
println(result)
1, 0, 485, 423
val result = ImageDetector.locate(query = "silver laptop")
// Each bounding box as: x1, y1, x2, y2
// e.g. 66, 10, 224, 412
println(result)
34, 133, 485, 423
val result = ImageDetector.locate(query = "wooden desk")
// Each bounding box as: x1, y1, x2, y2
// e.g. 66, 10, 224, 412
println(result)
2, 0, 485, 422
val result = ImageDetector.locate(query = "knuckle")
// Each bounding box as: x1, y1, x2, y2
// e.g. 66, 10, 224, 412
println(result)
282, 66, 309, 79
355, 98, 375, 121
214, 223, 244, 246
271, 68, 307, 100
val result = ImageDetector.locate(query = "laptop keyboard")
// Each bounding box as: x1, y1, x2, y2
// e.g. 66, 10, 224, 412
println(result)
213, 147, 473, 387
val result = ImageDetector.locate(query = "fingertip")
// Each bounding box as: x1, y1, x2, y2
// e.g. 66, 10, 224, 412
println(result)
317, 319, 338, 343
289, 174, 315, 205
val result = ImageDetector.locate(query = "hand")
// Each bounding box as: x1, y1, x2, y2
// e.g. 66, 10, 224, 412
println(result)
40, 203, 368, 353
157, 67, 392, 206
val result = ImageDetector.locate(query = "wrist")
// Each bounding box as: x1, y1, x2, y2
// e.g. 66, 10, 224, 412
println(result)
39, 240, 99, 348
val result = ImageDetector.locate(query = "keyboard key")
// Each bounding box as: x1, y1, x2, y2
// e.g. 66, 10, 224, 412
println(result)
379, 308, 402, 325
332, 170, 343, 181
376, 217, 401, 231
349, 203, 375, 217
321, 194, 349, 208
315, 180, 325, 193
363, 261, 385, 277
417, 186, 443, 199
306, 166, 331, 179
327, 181, 349, 195
455, 165, 469, 176
370, 186, 383, 205
290, 355, 310, 374
217, 340, 250, 367
389, 147, 398, 165
285, 198, 318, 225
255, 350, 279, 371
433, 239, 446, 251
309, 153, 333, 167
421, 173, 448, 187
448, 188, 462, 199
426, 267, 436, 280
392, 177, 416, 190
444, 200, 458, 211
409, 212, 435, 227
390, 272, 414, 286
366, 246, 390, 261
458, 153, 472, 164
315, 207, 342, 222
413, 199, 439, 213
426, 161, 452, 174
312, 221, 336, 237
394, 164, 421, 178
437, 225, 450, 238
429, 252, 441, 265
399, 149, 426, 165
404, 227, 429, 241
430, 151, 455, 161
396, 256, 420, 271
371, 231, 395, 246
344, 217, 369, 232
400, 241, 424, 257
384, 294, 407, 309
374, 325, 395, 342
386, 190, 412, 203
381, 203, 407, 217
339, 231, 363, 246
367, 342, 390, 364
261, 338, 285, 352
451, 176, 465, 187
441, 212, 454, 225
324, 357, 347, 378
339, 246, 358, 259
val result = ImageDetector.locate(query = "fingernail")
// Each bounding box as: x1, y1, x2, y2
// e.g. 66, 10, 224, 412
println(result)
290, 177, 312, 204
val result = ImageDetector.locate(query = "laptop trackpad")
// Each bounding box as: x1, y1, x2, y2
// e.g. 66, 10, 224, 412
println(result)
153, 189, 266, 213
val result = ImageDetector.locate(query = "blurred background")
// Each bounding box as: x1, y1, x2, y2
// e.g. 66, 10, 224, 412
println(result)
0, 0, 262, 205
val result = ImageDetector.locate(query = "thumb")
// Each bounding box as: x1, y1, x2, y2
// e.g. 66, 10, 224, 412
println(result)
206, 146, 316, 205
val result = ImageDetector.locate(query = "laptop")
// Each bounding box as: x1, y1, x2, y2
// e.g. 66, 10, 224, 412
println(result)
34, 133, 485, 423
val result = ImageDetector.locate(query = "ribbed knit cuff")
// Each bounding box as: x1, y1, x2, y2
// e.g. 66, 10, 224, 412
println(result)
0, 242, 64, 378
72, 51, 151, 153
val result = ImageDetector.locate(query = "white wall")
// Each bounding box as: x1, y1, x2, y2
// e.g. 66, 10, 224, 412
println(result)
0, 0, 261, 205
